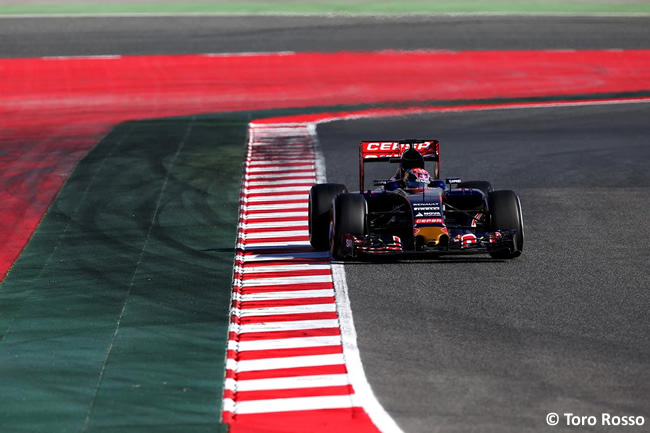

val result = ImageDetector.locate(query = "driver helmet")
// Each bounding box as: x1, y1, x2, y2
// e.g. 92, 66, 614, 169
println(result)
400, 148, 425, 172
403, 168, 431, 192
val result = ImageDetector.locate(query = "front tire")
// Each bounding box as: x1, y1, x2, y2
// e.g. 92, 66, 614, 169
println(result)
488, 190, 524, 259
309, 183, 347, 250
330, 193, 367, 260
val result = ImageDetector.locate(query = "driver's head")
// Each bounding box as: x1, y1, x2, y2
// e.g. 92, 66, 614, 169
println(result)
403, 168, 431, 192
401, 148, 425, 172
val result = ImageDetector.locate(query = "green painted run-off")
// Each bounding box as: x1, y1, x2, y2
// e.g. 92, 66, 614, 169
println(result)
1, 1, 650, 15
0, 115, 249, 433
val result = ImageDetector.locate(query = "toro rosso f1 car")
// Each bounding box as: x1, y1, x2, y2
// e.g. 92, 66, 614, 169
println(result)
308, 139, 524, 260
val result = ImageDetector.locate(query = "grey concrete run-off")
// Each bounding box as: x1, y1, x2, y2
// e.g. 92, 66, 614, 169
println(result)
1, 15, 650, 58
318, 103, 650, 433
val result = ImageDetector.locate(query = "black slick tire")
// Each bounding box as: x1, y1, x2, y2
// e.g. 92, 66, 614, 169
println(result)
488, 190, 524, 259
308, 183, 347, 250
330, 193, 367, 260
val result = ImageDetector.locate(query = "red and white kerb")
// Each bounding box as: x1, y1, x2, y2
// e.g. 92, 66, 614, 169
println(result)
222, 123, 386, 433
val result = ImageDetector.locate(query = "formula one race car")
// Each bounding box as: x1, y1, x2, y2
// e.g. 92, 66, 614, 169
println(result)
308, 139, 524, 260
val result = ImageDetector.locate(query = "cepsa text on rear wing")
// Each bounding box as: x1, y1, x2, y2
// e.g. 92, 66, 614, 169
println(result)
359, 139, 440, 190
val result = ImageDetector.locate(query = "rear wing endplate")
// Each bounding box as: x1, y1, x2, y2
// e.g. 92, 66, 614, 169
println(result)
359, 139, 440, 190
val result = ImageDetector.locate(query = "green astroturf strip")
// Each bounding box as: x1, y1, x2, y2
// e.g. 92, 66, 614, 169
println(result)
0, 115, 247, 432
1, 1, 650, 15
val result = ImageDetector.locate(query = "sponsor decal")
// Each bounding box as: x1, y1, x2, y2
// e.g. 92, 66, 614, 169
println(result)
414, 203, 441, 217
461, 233, 477, 246
415, 218, 443, 224
361, 141, 438, 159
413, 205, 440, 211
363, 141, 433, 152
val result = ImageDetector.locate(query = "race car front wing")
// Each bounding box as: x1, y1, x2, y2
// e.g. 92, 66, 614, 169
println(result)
340, 230, 518, 258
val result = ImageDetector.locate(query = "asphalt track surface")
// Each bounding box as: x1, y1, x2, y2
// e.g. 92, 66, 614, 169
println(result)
318, 104, 650, 432
3, 14, 649, 433
1, 15, 650, 57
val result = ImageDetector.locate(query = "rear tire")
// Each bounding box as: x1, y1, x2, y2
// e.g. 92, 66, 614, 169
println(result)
488, 190, 524, 259
309, 183, 347, 250
458, 181, 493, 196
330, 193, 367, 260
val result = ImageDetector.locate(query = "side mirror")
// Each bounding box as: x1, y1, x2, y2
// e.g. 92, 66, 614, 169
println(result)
446, 177, 462, 185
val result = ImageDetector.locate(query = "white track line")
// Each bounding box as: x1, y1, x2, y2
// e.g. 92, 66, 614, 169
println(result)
307, 121, 405, 433
331, 263, 403, 432
305, 98, 650, 129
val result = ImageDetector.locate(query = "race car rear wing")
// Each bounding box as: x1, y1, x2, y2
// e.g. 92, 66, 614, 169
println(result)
359, 139, 440, 190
